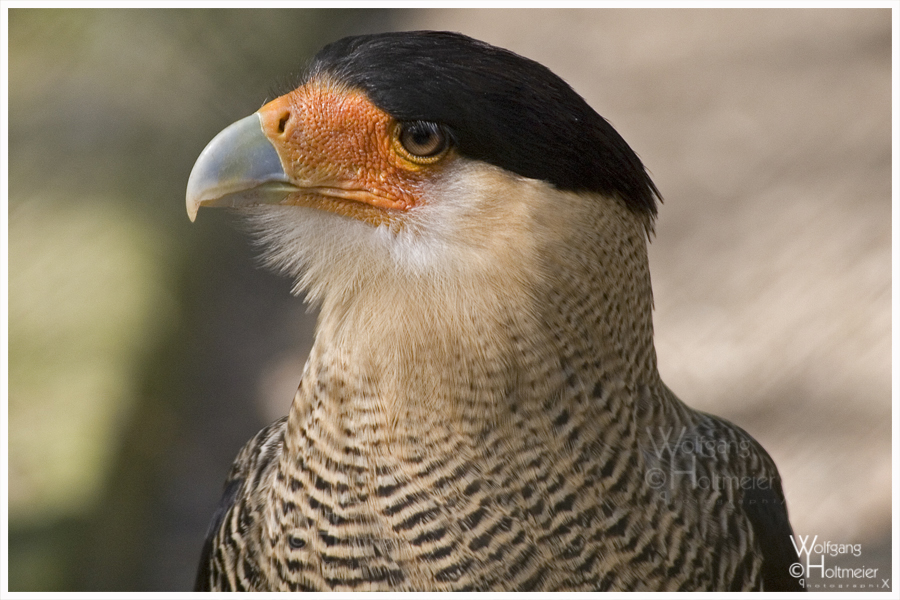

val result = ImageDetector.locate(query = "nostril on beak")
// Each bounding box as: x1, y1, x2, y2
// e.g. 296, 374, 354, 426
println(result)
277, 112, 290, 134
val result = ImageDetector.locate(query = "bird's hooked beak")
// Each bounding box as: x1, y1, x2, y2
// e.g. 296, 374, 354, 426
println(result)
185, 112, 295, 222
186, 84, 436, 225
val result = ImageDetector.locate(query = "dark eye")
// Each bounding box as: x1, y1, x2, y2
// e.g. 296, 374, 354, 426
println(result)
397, 121, 449, 159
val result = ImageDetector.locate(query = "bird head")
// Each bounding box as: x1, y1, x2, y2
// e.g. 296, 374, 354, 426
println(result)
187, 31, 661, 374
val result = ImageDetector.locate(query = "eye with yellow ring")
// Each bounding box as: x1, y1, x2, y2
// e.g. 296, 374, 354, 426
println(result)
394, 121, 450, 163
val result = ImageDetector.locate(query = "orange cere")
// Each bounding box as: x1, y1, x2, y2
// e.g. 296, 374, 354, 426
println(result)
257, 80, 437, 222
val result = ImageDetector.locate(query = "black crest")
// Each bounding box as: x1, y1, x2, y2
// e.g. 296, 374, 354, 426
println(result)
309, 31, 660, 217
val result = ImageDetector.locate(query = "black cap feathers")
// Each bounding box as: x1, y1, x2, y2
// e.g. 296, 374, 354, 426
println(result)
309, 31, 659, 217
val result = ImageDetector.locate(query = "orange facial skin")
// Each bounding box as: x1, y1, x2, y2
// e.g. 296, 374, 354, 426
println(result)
257, 79, 447, 226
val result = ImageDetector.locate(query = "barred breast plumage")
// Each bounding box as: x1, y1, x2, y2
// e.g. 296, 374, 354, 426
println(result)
187, 31, 802, 592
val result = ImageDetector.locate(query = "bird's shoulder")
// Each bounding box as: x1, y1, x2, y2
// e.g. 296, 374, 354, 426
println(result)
633, 384, 801, 590
689, 409, 803, 591
194, 416, 288, 591
223, 415, 289, 487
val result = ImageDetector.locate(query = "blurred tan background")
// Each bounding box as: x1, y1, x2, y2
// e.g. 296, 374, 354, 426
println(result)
7, 8, 892, 591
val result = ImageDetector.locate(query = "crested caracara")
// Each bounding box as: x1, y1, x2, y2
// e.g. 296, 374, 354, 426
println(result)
186, 31, 802, 592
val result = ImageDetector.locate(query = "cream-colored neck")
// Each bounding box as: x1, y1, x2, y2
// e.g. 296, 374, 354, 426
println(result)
285, 191, 660, 446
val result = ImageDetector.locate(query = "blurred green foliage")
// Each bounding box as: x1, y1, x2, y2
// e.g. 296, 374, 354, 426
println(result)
10, 198, 173, 523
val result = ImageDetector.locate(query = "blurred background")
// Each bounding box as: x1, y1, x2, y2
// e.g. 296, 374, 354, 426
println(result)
6, 8, 892, 591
